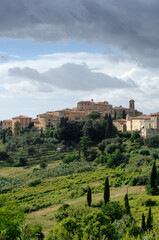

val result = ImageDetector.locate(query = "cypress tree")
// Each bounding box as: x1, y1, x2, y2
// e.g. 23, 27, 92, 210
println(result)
104, 177, 110, 204
114, 111, 116, 120
2, 130, 5, 144
108, 115, 113, 138
150, 161, 157, 192
147, 207, 153, 230
141, 213, 146, 232
122, 110, 126, 119
124, 194, 130, 214
87, 186, 92, 207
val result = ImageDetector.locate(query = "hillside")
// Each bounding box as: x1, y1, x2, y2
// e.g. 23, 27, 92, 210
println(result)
1, 116, 159, 239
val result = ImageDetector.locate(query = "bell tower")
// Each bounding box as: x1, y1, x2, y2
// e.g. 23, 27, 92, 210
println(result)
129, 99, 135, 116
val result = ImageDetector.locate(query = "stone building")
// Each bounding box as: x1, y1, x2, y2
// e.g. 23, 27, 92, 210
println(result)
77, 99, 141, 117
113, 119, 127, 132
77, 99, 113, 113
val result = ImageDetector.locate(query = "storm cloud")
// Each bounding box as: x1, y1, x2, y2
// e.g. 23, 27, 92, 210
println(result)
9, 63, 136, 91
1, 0, 159, 67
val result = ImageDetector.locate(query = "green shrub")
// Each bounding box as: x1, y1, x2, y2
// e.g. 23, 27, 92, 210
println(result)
28, 179, 41, 187
140, 150, 150, 156
62, 153, 79, 164
101, 201, 125, 222
130, 175, 148, 186
142, 199, 157, 207
40, 162, 47, 169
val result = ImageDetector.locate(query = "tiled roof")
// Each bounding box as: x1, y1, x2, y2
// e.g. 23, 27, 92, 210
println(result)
113, 119, 126, 122
133, 115, 150, 120
3, 120, 12, 122
12, 115, 32, 119
151, 112, 159, 116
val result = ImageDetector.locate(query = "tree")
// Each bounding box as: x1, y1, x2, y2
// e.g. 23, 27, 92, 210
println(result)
80, 136, 91, 160
86, 111, 101, 120
147, 207, 153, 230
114, 111, 116, 120
14, 121, 20, 135
87, 186, 92, 207
19, 157, 27, 166
122, 110, 126, 119
2, 129, 5, 144
150, 161, 157, 193
104, 177, 110, 204
40, 162, 47, 169
124, 194, 131, 214
141, 213, 146, 232
105, 115, 113, 138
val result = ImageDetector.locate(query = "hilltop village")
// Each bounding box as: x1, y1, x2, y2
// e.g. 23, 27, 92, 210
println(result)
2, 99, 159, 138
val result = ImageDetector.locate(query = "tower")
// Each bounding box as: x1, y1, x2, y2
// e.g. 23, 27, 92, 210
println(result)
129, 99, 135, 116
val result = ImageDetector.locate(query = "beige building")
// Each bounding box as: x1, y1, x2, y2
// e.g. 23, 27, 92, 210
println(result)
126, 112, 159, 137
54, 108, 88, 120
37, 113, 60, 129
113, 119, 127, 132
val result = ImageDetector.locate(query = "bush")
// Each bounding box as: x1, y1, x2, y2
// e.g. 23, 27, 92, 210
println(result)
62, 153, 79, 164
40, 162, 47, 169
54, 204, 92, 223
88, 149, 97, 161
101, 201, 125, 222
28, 179, 41, 187
142, 199, 157, 207
19, 157, 27, 166
140, 150, 150, 156
130, 175, 148, 186
106, 144, 120, 154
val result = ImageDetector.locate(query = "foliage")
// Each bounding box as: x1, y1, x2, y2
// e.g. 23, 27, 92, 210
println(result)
0, 201, 25, 239
62, 153, 79, 164
82, 210, 118, 240
14, 121, 20, 135
40, 162, 47, 169
147, 207, 153, 230
80, 136, 91, 160
104, 177, 110, 204
47, 217, 82, 240
86, 111, 101, 120
87, 186, 92, 207
130, 131, 140, 142
124, 194, 131, 215
144, 134, 159, 148
101, 201, 125, 222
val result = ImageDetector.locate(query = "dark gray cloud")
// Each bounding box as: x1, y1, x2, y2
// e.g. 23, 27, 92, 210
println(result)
9, 63, 136, 91
1, 0, 159, 67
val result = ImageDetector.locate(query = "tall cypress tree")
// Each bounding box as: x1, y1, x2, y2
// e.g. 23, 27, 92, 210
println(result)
108, 115, 113, 138
122, 110, 126, 119
141, 213, 146, 232
114, 111, 116, 120
124, 194, 130, 214
150, 161, 157, 192
87, 186, 92, 207
147, 207, 153, 230
2, 130, 5, 144
104, 177, 110, 204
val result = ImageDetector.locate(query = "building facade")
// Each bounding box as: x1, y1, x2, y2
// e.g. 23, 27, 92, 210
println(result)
12, 115, 32, 133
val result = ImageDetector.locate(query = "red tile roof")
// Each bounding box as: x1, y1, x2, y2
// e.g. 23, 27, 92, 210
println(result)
12, 115, 32, 119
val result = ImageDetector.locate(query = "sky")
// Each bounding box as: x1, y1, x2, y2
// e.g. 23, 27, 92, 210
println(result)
1, 0, 159, 119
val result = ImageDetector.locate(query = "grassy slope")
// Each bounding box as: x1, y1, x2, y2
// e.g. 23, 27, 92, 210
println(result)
0, 138, 159, 233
